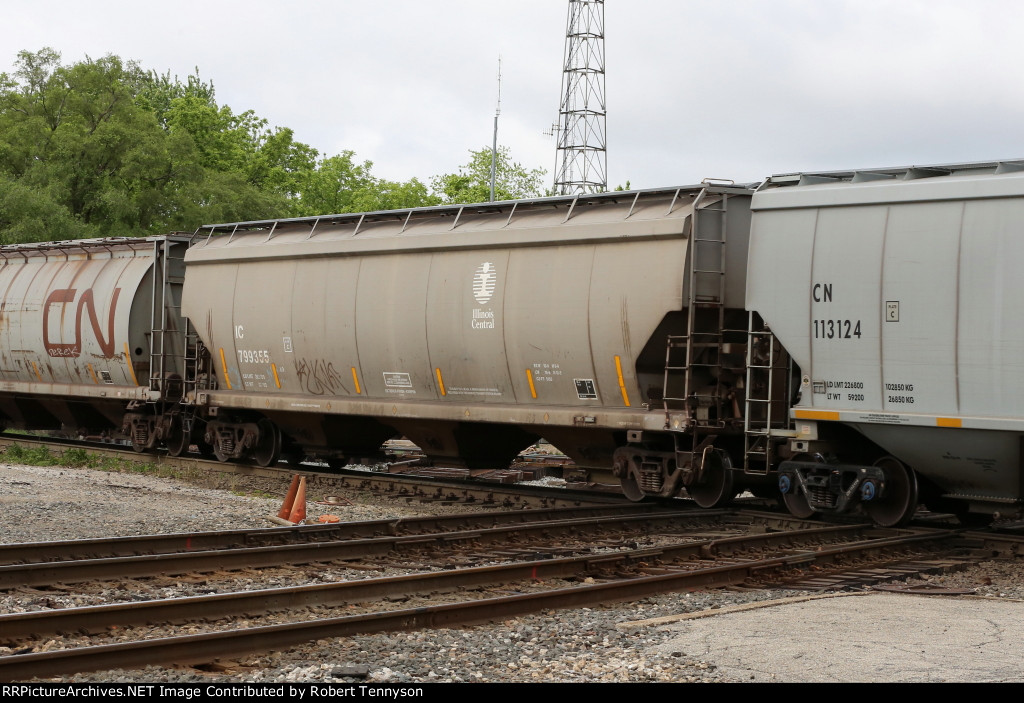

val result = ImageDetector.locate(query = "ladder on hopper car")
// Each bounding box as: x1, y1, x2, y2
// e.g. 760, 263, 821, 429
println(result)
147, 238, 187, 403
181, 327, 211, 396
147, 236, 213, 406
662, 188, 731, 436
742, 311, 793, 473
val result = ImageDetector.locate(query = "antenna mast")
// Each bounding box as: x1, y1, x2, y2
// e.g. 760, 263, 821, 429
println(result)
553, 0, 607, 195
490, 56, 502, 202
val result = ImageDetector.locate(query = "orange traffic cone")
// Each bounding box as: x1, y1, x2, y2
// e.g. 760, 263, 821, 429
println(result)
278, 475, 300, 520
287, 476, 307, 524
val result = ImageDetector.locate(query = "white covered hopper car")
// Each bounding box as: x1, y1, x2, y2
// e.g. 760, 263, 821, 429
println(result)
748, 160, 1024, 526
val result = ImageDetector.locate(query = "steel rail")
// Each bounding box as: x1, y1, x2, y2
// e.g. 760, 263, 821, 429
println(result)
0, 522, 880, 642
0, 526, 960, 681
0, 504, 665, 566
0, 509, 734, 589
0, 433, 620, 509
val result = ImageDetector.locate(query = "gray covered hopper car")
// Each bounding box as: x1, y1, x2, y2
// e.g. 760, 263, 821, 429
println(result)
748, 159, 1024, 526
181, 185, 774, 507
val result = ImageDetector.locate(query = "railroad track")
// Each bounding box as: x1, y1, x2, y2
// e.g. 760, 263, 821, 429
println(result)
0, 504, 669, 565
0, 432, 618, 510
0, 506, 735, 588
0, 511, 996, 681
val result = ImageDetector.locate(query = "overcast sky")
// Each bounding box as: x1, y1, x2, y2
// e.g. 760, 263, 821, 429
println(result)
5, 0, 1024, 190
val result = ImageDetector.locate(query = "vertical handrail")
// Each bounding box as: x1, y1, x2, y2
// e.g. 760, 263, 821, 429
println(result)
148, 239, 159, 395
742, 310, 784, 475
662, 189, 731, 469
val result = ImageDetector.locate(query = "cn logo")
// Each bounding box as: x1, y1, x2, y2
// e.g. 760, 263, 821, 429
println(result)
43, 288, 120, 358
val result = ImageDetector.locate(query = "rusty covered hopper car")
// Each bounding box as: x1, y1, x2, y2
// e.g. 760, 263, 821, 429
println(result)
181, 185, 769, 505
0, 236, 189, 442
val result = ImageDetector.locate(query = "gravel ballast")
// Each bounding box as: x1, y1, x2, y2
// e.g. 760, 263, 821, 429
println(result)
2, 461, 1023, 684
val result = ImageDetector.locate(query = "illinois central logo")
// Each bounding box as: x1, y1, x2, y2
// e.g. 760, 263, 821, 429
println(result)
473, 262, 496, 305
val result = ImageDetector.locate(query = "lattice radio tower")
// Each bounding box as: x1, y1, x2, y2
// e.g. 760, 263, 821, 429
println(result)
552, 0, 607, 195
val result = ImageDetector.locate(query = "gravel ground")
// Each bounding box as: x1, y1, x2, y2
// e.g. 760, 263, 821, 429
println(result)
2, 461, 1024, 684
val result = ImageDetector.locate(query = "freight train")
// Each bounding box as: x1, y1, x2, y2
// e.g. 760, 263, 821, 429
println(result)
2, 158, 1023, 527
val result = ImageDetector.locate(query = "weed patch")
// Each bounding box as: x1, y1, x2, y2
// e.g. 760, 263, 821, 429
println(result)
1, 443, 184, 479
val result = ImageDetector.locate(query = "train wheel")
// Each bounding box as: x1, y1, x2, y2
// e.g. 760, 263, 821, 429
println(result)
614, 453, 647, 502
165, 417, 189, 457
688, 449, 736, 509
864, 456, 918, 527
782, 488, 815, 519
780, 453, 817, 519
252, 419, 281, 468
619, 474, 646, 502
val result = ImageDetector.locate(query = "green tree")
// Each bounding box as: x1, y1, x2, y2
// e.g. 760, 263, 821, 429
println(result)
133, 67, 215, 130
159, 88, 318, 221
0, 49, 549, 243
430, 146, 548, 204
360, 177, 437, 212
0, 174, 84, 241
291, 151, 376, 214
0, 49, 321, 241
292, 152, 439, 216
0, 48, 177, 241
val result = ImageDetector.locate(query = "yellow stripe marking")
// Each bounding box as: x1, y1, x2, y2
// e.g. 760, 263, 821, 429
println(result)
123, 343, 140, 386
87, 363, 98, 385
435, 367, 447, 396
794, 409, 840, 421
936, 417, 962, 428
526, 369, 537, 399
31, 361, 42, 382
351, 367, 361, 394
218, 347, 232, 390
614, 355, 631, 407
271, 363, 281, 389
